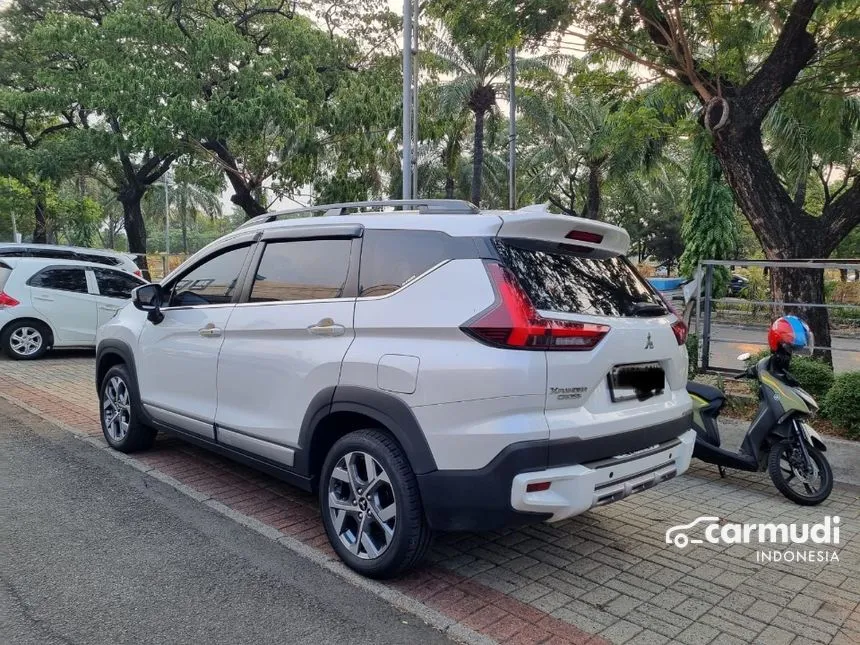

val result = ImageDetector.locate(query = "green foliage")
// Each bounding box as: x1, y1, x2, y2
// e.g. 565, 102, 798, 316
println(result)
680, 132, 737, 295
824, 372, 860, 438
686, 333, 699, 379
426, 0, 571, 50
0, 176, 33, 240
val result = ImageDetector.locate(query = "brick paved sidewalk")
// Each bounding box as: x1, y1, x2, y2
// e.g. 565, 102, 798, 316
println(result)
2, 351, 859, 645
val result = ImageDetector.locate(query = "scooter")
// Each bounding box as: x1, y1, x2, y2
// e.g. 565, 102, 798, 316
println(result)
686, 347, 833, 505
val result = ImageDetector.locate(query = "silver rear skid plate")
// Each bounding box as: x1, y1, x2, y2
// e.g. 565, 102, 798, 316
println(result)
592, 462, 676, 507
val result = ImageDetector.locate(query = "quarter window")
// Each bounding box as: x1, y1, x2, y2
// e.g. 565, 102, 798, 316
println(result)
29, 267, 88, 294
358, 230, 452, 297
169, 245, 250, 307
93, 268, 143, 299
250, 240, 351, 302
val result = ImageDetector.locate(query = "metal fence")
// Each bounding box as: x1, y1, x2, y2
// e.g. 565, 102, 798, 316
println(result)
695, 259, 860, 373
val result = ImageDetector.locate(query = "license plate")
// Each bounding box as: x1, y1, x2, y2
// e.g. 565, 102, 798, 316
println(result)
609, 362, 665, 402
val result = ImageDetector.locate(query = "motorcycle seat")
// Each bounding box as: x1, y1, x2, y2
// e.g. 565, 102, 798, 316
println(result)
687, 381, 725, 404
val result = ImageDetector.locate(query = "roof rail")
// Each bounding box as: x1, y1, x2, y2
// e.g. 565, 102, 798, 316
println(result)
236, 199, 479, 230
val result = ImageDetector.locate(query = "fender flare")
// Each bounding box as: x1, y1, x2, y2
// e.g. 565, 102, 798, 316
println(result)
95, 339, 139, 391
296, 385, 437, 476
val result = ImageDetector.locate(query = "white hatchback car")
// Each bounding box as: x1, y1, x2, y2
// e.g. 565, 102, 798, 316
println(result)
0, 243, 142, 276
0, 258, 146, 359
96, 199, 695, 578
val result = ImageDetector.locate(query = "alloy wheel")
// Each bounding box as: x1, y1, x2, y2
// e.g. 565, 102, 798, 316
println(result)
328, 451, 397, 560
9, 326, 42, 356
103, 376, 132, 442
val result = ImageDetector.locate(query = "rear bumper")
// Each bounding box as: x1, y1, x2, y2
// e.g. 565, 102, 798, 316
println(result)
417, 412, 693, 531
511, 430, 695, 522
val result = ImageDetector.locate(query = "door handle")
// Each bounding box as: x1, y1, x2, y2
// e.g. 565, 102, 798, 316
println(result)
307, 318, 346, 337
198, 324, 222, 338
98, 305, 119, 312
34, 295, 54, 302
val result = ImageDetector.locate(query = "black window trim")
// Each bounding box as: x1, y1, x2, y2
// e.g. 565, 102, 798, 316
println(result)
25, 264, 92, 295
236, 235, 361, 305
160, 240, 257, 311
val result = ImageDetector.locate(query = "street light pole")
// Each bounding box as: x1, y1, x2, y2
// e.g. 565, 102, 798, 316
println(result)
411, 0, 420, 199
508, 47, 517, 211
164, 170, 170, 276
402, 0, 413, 201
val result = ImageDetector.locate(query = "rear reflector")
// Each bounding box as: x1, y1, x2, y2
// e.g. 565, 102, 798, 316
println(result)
0, 291, 20, 308
461, 262, 610, 351
565, 230, 603, 244
526, 481, 551, 493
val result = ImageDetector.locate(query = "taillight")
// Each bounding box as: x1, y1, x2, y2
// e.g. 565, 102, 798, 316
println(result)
656, 290, 688, 346
671, 320, 688, 345
0, 291, 20, 308
461, 262, 610, 350
565, 230, 603, 244
133, 269, 143, 277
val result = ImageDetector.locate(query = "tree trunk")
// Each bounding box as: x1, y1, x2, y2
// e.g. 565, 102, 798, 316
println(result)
770, 266, 831, 362
445, 174, 455, 199
582, 164, 601, 220
713, 114, 835, 365
32, 191, 48, 243
202, 139, 267, 220
470, 110, 485, 206
231, 186, 267, 220
118, 188, 149, 279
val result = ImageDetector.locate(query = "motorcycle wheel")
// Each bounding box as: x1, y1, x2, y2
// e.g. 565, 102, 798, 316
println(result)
768, 439, 833, 506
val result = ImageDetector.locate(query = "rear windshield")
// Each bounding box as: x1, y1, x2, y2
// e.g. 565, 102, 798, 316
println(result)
495, 239, 666, 317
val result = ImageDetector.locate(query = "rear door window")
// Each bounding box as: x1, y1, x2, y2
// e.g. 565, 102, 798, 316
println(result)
495, 239, 666, 317
28, 267, 89, 294
93, 268, 143, 299
250, 239, 351, 302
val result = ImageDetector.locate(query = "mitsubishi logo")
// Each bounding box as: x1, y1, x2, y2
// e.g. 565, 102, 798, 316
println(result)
644, 333, 654, 350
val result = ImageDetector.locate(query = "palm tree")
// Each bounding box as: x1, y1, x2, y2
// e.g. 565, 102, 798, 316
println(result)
764, 89, 859, 211
425, 28, 557, 206
519, 82, 674, 220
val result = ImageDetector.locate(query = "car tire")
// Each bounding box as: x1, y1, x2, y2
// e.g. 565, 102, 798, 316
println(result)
99, 364, 156, 453
1, 320, 50, 360
319, 429, 432, 579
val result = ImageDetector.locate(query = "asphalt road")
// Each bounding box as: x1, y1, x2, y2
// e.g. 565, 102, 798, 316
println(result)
705, 323, 860, 372
0, 399, 452, 645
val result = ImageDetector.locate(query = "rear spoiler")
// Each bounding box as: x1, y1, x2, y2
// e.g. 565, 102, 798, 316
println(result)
497, 205, 630, 256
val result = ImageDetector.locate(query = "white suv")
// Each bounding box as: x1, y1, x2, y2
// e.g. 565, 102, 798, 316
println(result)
95, 200, 695, 578
0, 258, 146, 359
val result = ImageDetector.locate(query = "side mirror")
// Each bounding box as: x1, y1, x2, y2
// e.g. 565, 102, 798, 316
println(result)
132, 284, 164, 324
737, 352, 751, 362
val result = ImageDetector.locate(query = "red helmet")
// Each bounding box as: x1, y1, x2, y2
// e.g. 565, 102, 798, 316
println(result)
768, 315, 814, 355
